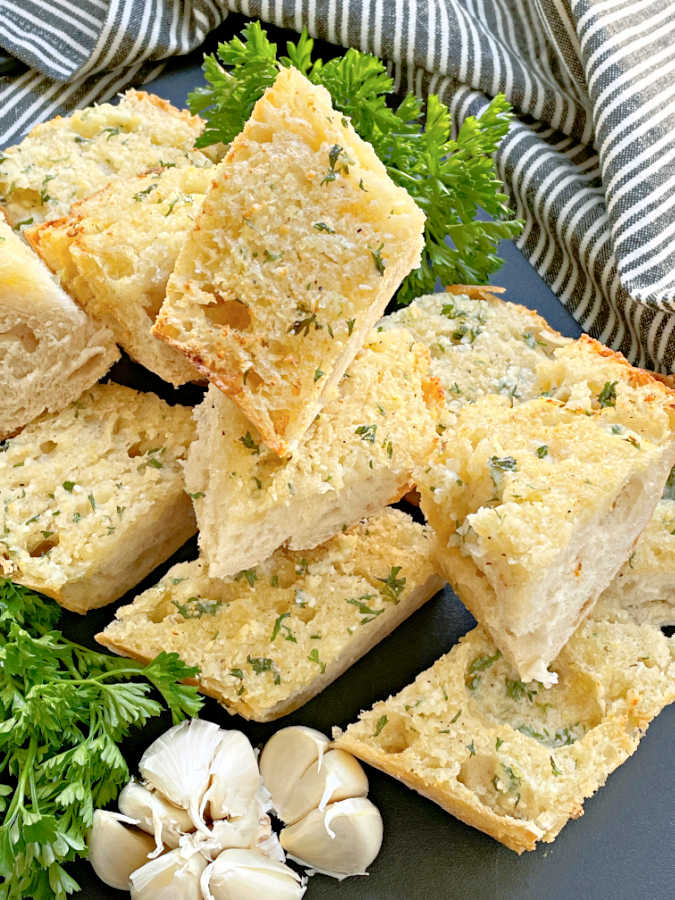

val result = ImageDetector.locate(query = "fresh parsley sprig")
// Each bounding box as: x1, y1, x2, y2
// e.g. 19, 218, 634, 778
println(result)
0, 580, 203, 899
188, 21, 521, 300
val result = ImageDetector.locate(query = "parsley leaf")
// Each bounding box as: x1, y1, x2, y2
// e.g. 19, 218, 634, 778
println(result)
0, 580, 202, 899
188, 22, 520, 302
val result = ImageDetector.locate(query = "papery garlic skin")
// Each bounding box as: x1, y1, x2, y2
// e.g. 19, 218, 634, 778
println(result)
139, 719, 223, 833
87, 809, 155, 890
129, 844, 206, 900
280, 797, 383, 879
206, 730, 261, 821
279, 749, 369, 825
119, 779, 195, 853
259, 726, 329, 821
202, 848, 306, 900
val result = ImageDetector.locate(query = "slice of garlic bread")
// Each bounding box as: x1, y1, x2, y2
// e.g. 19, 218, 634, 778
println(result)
335, 610, 674, 853
0, 384, 196, 612
0, 218, 118, 439
418, 344, 675, 684
186, 329, 443, 579
27, 165, 214, 385
97, 508, 443, 721
0, 90, 218, 227
154, 67, 425, 456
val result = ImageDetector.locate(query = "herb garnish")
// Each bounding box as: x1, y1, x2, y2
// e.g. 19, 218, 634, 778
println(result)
373, 715, 388, 737
597, 381, 617, 408
188, 22, 520, 301
0, 580, 202, 899
377, 566, 406, 603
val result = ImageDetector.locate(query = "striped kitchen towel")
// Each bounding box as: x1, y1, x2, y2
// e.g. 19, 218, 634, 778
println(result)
1, 1, 674, 372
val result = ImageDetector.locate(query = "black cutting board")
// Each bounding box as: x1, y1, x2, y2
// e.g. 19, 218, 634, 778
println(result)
15, 14, 673, 899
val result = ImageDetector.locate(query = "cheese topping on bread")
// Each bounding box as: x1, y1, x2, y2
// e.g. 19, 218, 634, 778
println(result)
335, 612, 674, 853
0, 218, 118, 439
27, 165, 214, 385
0, 90, 218, 227
0, 384, 196, 613
381, 288, 569, 417
97, 508, 443, 722
154, 67, 426, 455
185, 329, 443, 579
418, 383, 675, 684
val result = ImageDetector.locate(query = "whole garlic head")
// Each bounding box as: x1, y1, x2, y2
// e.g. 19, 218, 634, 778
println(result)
130, 843, 207, 900
87, 810, 156, 890
202, 848, 306, 900
259, 726, 329, 821
206, 730, 261, 821
139, 719, 224, 833
280, 797, 383, 879
118, 779, 195, 854
275, 749, 368, 825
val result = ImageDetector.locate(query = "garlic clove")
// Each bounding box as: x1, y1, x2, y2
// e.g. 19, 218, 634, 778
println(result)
87, 809, 156, 890
129, 844, 206, 900
280, 797, 383, 880
202, 848, 306, 900
206, 730, 261, 821
191, 802, 265, 859
139, 719, 223, 834
119, 779, 195, 854
258, 726, 329, 821
278, 749, 368, 825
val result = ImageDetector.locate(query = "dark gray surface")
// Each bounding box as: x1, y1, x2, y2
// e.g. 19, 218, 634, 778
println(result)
56, 15, 672, 900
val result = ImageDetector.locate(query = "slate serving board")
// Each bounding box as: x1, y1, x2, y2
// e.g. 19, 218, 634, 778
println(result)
22, 13, 671, 899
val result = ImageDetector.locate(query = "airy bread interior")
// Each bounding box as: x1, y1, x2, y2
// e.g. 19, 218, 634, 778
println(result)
0, 218, 119, 439
97, 508, 444, 721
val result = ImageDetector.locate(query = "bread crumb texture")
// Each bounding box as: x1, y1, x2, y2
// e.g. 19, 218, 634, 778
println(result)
382, 289, 569, 420
154, 67, 425, 455
335, 611, 674, 853
418, 337, 675, 683
27, 165, 215, 384
0, 383, 196, 612
185, 328, 443, 578
0, 219, 118, 438
597, 492, 675, 627
0, 90, 219, 227
97, 508, 443, 721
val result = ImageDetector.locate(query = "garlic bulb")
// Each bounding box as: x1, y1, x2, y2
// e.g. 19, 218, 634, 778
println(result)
130, 844, 207, 900
87, 810, 155, 890
277, 749, 368, 825
201, 849, 306, 900
119, 779, 195, 853
206, 730, 261, 821
258, 726, 329, 821
192, 800, 268, 859
139, 719, 224, 833
280, 797, 383, 879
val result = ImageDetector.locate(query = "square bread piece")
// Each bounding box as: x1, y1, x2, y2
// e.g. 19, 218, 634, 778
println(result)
0, 384, 196, 613
97, 508, 444, 721
154, 66, 426, 456
381, 286, 570, 417
418, 345, 675, 684
0, 90, 219, 227
26, 165, 215, 385
0, 218, 118, 439
335, 610, 674, 853
185, 329, 443, 579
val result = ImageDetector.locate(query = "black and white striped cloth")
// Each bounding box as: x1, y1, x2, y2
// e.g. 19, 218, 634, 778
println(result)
1, 1, 674, 371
